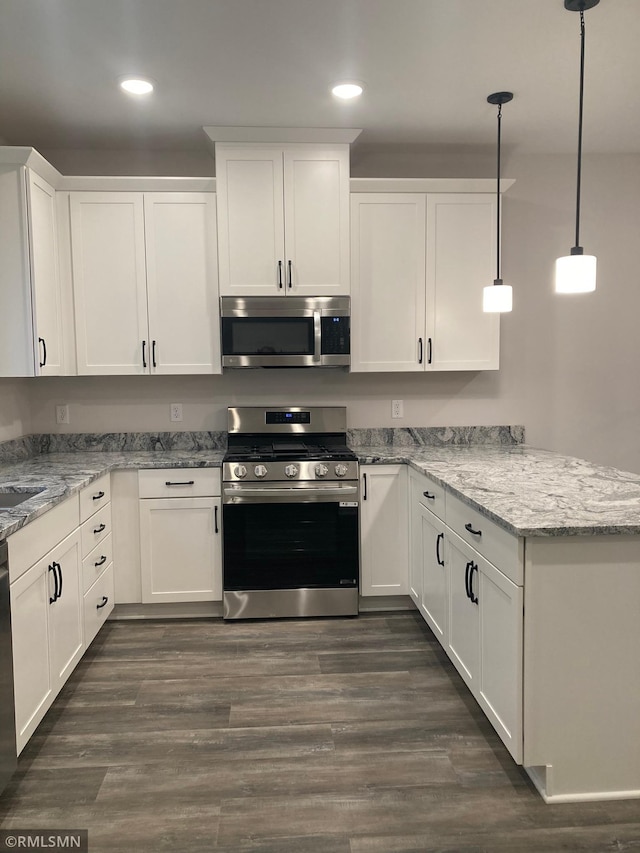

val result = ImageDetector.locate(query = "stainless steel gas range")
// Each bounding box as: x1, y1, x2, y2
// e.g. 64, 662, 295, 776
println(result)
222, 406, 359, 620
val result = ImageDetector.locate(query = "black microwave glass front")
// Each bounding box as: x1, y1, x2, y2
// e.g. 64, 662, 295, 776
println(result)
221, 296, 350, 367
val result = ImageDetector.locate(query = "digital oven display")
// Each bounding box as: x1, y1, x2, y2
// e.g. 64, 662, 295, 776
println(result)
265, 411, 311, 425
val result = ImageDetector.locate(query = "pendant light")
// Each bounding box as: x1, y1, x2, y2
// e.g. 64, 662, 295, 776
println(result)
555, 0, 599, 294
483, 91, 513, 313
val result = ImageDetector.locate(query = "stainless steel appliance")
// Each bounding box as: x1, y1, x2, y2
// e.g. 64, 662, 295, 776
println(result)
0, 541, 17, 795
222, 406, 359, 619
220, 296, 350, 368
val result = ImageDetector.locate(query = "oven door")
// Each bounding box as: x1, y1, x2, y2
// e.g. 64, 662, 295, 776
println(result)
222, 482, 359, 617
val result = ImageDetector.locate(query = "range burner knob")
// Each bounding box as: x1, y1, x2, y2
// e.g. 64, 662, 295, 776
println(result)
284, 464, 299, 479
234, 465, 248, 479
334, 464, 349, 478
315, 463, 329, 478
254, 464, 268, 479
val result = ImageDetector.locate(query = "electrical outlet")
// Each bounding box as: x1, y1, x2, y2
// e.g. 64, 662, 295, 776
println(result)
55, 404, 70, 425
170, 403, 183, 423
391, 400, 404, 419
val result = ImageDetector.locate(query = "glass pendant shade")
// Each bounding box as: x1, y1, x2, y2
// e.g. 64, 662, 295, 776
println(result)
555, 253, 597, 293
483, 282, 513, 313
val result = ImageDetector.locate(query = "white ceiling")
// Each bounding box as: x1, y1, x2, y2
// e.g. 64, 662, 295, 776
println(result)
0, 0, 637, 155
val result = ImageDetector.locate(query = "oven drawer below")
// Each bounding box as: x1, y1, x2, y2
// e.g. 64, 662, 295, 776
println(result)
223, 587, 358, 620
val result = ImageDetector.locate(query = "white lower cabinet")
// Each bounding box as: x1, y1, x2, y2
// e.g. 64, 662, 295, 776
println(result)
138, 469, 222, 604
84, 564, 115, 646
477, 552, 523, 762
408, 466, 523, 763
445, 529, 523, 762
8, 475, 116, 755
419, 502, 447, 643
446, 531, 480, 690
360, 465, 408, 596
10, 528, 83, 753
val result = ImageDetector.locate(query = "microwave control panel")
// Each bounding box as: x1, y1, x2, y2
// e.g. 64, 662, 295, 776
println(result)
321, 317, 350, 354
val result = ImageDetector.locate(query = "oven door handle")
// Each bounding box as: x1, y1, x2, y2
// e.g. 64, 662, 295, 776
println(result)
224, 484, 358, 499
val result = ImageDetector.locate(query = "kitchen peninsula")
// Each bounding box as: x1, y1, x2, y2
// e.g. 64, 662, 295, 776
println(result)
0, 427, 639, 805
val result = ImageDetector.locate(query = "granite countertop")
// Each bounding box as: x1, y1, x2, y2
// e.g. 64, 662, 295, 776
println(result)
355, 444, 640, 537
2, 438, 640, 540
0, 450, 225, 539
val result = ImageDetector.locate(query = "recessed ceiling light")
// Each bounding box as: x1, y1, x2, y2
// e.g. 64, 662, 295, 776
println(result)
332, 82, 364, 100
119, 77, 154, 96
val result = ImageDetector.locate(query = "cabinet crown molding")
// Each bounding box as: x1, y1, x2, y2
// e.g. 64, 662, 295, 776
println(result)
203, 126, 362, 146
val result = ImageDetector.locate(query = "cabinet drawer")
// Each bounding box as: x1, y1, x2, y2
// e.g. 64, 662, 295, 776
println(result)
138, 468, 220, 498
446, 491, 523, 585
82, 533, 112, 593
84, 563, 114, 647
80, 473, 111, 522
8, 495, 80, 584
410, 467, 445, 520
80, 503, 111, 557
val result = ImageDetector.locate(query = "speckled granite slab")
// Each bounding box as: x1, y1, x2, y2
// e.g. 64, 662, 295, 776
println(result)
35, 431, 228, 453
357, 443, 640, 538
348, 425, 525, 447
3, 428, 640, 541
0, 449, 225, 539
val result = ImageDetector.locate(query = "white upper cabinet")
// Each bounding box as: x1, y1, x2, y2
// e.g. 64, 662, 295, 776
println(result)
351, 194, 426, 371
350, 190, 501, 373
71, 192, 149, 375
27, 172, 65, 375
144, 193, 220, 374
70, 191, 220, 376
216, 144, 350, 296
0, 163, 66, 376
426, 194, 499, 371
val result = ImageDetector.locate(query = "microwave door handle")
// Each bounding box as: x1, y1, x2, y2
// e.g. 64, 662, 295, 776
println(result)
313, 310, 322, 363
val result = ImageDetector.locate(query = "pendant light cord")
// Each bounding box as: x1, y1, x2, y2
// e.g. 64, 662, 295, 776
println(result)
496, 103, 502, 282
574, 9, 586, 250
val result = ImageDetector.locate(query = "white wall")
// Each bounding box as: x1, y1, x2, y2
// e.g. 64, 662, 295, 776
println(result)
0, 378, 32, 442
18, 145, 640, 474
40, 148, 215, 177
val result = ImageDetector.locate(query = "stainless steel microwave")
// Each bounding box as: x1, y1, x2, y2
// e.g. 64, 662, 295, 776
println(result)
220, 297, 350, 368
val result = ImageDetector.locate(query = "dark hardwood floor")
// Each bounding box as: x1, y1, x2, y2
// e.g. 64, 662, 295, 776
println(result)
1, 612, 639, 852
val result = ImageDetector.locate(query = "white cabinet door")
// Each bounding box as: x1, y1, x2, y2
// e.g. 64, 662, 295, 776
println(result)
10, 528, 83, 753
408, 474, 423, 607
0, 165, 66, 377
478, 557, 523, 762
216, 147, 285, 296
71, 192, 149, 375
10, 555, 53, 752
139, 497, 222, 603
216, 144, 350, 297
283, 147, 350, 296
350, 194, 426, 372
48, 530, 84, 690
446, 532, 480, 690
425, 194, 499, 371
360, 466, 408, 596
419, 502, 447, 643
144, 193, 221, 374
27, 171, 65, 375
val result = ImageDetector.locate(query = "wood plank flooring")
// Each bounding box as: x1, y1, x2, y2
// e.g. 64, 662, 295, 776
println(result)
1, 612, 639, 852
